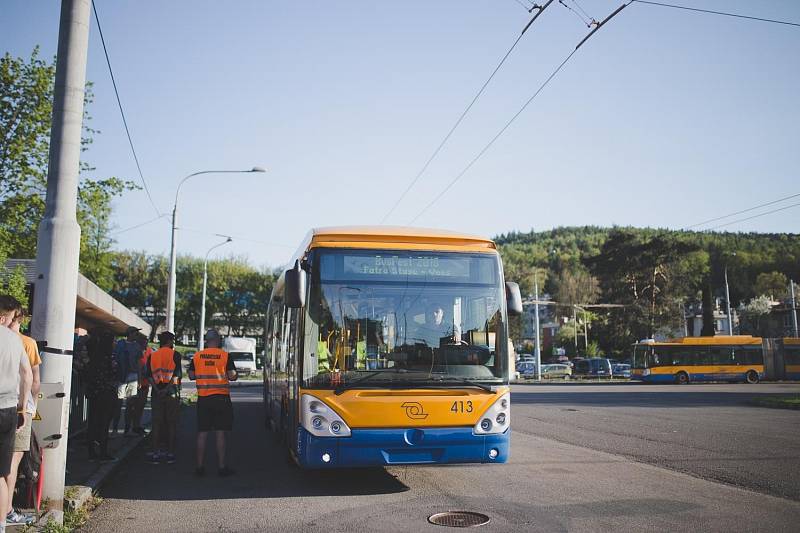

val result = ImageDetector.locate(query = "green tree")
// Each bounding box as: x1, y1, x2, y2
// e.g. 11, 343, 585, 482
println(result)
553, 268, 600, 307
753, 271, 788, 301
0, 48, 136, 286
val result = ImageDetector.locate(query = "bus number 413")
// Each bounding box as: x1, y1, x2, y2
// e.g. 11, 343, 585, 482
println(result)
451, 400, 473, 413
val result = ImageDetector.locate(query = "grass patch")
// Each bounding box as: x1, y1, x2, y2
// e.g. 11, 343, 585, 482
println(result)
37, 494, 103, 533
751, 395, 800, 410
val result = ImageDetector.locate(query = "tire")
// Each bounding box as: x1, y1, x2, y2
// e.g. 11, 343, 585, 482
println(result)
745, 370, 760, 384
675, 371, 690, 385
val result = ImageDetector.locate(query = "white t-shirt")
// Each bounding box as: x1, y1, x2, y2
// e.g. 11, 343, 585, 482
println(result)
0, 326, 25, 410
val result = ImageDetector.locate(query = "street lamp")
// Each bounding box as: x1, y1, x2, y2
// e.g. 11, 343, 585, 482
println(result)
198, 236, 232, 350
165, 167, 266, 332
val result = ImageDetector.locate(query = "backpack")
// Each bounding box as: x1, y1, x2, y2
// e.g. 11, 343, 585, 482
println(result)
14, 429, 43, 511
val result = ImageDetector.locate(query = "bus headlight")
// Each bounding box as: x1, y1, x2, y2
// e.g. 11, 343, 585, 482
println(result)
301, 394, 351, 437
474, 392, 510, 435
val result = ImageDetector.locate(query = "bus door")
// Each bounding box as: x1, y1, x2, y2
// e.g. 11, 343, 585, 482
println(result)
284, 307, 301, 453
265, 313, 280, 426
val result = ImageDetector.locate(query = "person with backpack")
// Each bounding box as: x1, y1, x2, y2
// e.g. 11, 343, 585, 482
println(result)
112, 327, 143, 435
145, 332, 181, 464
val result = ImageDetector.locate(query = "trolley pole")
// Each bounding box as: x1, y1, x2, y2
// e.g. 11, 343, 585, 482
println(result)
30, 0, 90, 517
791, 279, 799, 338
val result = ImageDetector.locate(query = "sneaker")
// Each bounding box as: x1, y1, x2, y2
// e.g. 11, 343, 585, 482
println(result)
164, 453, 176, 464
6, 510, 35, 526
194, 466, 205, 477
99, 453, 118, 463
146, 451, 161, 464
217, 466, 235, 477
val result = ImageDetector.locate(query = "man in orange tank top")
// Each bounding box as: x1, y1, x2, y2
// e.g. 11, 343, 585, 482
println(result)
188, 329, 237, 477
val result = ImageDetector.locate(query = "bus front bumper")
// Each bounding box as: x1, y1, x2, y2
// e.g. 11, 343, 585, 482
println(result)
295, 426, 509, 468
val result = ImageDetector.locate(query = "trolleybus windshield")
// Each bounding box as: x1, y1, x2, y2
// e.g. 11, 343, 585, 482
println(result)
303, 249, 508, 389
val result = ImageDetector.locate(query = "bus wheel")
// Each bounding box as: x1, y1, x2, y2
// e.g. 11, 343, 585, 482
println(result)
675, 371, 690, 385
745, 370, 760, 384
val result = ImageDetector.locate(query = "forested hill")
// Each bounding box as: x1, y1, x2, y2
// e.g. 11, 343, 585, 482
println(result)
494, 226, 800, 353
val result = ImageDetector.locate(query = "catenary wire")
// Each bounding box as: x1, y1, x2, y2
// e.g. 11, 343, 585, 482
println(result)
559, 0, 591, 27
686, 192, 800, 230
571, 0, 595, 23
631, 0, 800, 28
110, 214, 169, 236
91, 1, 162, 216
408, 3, 630, 225
704, 201, 800, 231
380, 0, 555, 224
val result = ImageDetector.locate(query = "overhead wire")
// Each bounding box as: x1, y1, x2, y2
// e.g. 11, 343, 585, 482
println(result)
408, 3, 631, 225
110, 214, 169, 237
179, 226, 294, 249
380, 0, 555, 224
91, 0, 162, 216
686, 192, 800, 230
703, 201, 800, 231
559, 0, 592, 27
631, 0, 800, 28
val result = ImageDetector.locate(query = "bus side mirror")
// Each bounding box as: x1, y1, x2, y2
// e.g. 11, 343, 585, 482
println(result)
285, 260, 306, 308
506, 282, 523, 316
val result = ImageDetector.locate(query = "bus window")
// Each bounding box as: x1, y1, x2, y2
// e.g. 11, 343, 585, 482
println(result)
303, 249, 508, 389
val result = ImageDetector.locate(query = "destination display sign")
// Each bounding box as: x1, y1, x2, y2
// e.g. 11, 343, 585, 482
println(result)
319, 251, 497, 284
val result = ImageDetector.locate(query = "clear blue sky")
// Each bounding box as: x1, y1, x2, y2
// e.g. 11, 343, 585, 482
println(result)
3, 0, 799, 268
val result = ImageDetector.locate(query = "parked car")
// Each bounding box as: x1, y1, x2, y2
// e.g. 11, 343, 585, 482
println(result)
612, 363, 631, 379
573, 358, 613, 379
516, 361, 539, 379
541, 364, 572, 380
518, 354, 536, 363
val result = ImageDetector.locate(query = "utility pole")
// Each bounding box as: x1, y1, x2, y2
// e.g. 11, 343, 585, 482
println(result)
791, 279, 799, 337
679, 300, 688, 337
724, 265, 734, 335
582, 308, 589, 351
30, 0, 90, 517
572, 306, 578, 355
533, 273, 541, 381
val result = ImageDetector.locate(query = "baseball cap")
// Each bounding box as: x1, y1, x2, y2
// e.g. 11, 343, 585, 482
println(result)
204, 329, 221, 341
125, 326, 141, 335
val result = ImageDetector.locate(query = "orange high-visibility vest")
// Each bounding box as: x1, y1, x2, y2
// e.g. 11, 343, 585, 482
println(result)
150, 347, 177, 385
192, 348, 230, 397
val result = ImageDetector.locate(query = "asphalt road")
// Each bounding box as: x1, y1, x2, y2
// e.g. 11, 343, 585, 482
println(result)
85, 383, 800, 532
512, 382, 800, 501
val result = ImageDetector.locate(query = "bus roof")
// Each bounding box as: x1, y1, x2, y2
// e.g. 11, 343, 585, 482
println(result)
291, 226, 497, 262
636, 335, 763, 346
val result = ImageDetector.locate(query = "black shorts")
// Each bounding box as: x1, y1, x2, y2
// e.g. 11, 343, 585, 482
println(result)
0, 407, 17, 477
196, 395, 233, 432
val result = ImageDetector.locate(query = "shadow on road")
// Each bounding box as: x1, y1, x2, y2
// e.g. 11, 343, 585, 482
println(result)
98, 395, 409, 502
511, 389, 799, 408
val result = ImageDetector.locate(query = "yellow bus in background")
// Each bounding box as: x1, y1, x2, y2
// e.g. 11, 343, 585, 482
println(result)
785, 338, 800, 380
263, 226, 522, 468
631, 336, 764, 384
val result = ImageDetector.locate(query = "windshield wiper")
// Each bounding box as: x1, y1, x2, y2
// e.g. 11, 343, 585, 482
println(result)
333, 369, 432, 395
427, 375, 495, 393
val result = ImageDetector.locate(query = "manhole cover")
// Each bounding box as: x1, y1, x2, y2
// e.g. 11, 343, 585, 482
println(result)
428, 511, 490, 528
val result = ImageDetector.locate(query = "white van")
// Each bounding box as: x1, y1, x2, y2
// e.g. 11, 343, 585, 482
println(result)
223, 336, 258, 376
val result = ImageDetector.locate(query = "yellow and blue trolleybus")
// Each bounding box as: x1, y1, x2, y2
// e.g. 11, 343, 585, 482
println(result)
631, 336, 764, 384
263, 226, 521, 468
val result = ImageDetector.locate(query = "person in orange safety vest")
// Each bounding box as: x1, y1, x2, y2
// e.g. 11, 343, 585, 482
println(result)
188, 329, 237, 477
145, 331, 181, 464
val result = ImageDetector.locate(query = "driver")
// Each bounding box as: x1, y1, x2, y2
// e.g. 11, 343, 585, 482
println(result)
416, 302, 452, 347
